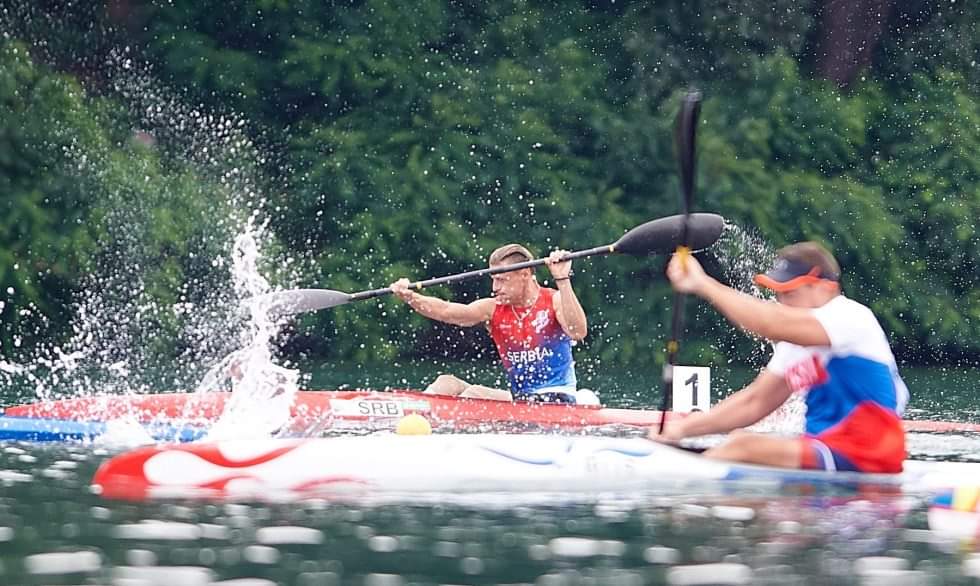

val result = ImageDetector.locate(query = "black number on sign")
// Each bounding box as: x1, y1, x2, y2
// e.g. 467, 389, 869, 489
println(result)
685, 372, 699, 406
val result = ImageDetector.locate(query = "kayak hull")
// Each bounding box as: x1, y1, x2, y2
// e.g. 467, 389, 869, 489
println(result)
5, 391, 975, 438
91, 434, 980, 501
3, 390, 670, 431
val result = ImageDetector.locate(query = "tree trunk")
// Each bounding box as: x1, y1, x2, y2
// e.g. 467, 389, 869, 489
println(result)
814, 0, 895, 87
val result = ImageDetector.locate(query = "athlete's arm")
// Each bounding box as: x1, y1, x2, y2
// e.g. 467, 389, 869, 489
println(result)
666, 255, 831, 347
652, 369, 792, 441
552, 282, 587, 341
391, 279, 495, 327
547, 250, 587, 341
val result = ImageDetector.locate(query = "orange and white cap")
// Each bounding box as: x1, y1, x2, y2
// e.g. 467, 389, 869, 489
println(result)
753, 242, 840, 292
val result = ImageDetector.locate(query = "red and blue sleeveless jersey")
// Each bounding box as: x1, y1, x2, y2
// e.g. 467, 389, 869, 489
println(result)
489, 288, 576, 397
767, 295, 909, 473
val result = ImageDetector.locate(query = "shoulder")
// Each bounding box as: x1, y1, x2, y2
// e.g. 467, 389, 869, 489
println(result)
812, 295, 879, 334
471, 297, 498, 317
812, 295, 892, 354
546, 288, 569, 313
474, 297, 498, 309
814, 295, 872, 318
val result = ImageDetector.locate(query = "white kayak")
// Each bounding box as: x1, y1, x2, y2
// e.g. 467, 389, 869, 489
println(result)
92, 433, 980, 501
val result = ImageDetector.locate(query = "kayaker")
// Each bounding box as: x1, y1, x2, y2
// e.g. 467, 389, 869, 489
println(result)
390, 243, 593, 404
650, 242, 909, 473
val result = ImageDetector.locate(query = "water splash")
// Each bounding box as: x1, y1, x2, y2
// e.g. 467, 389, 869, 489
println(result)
0, 5, 308, 441
749, 392, 807, 434
713, 223, 776, 296
710, 223, 806, 433
195, 224, 302, 440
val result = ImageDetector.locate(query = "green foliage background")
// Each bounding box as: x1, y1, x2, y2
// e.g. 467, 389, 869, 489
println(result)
0, 1, 977, 371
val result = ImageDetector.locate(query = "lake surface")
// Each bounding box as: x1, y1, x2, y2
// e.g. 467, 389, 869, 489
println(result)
1, 362, 979, 585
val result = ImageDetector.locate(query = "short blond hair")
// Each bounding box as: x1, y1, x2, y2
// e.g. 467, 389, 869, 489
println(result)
488, 243, 534, 266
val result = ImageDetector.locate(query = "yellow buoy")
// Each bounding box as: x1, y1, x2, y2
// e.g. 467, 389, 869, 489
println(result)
395, 413, 432, 436
953, 485, 980, 512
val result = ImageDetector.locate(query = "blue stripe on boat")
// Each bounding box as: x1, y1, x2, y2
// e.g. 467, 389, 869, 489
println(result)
0, 415, 207, 443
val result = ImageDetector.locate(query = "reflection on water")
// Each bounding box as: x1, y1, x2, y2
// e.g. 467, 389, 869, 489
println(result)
2, 439, 980, 585
1, 365, 979, 584
908, 433, 980, 462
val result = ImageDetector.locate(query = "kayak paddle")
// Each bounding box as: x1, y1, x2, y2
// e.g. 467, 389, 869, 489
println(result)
251, 211, 725, 317
659, 90, 703, 434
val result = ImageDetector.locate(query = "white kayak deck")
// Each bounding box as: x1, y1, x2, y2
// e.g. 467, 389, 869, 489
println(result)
92, 434, 980, 500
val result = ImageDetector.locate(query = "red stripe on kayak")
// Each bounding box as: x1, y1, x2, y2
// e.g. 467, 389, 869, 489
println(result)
904, 420, 980, 433
4, 390, 671, 428
10, 391, 979, 433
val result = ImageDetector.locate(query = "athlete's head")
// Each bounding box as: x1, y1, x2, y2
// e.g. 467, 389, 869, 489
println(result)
488, 243, 537, 305
754, 241, 841, 308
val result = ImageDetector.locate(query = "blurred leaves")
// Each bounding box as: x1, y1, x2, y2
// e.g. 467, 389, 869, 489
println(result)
0, 0, 977, 369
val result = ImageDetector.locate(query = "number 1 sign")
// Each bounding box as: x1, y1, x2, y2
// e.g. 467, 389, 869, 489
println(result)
671, 365, 711, 412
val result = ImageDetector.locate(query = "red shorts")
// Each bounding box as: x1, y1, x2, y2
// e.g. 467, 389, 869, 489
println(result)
799, 403, 905, 473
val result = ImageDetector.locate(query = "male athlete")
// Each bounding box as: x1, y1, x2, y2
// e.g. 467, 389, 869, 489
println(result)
390, 243, 592, 404
651, 242, 908, 473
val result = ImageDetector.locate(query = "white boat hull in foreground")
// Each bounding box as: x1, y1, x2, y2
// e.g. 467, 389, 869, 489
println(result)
92, 434, 980, 501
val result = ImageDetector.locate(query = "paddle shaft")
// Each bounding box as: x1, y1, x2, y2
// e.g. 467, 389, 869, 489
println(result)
348, 244, 615, 303
659, 91, 702, 433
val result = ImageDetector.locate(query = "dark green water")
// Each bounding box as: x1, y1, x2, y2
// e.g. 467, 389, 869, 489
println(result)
1, 362, 979, 585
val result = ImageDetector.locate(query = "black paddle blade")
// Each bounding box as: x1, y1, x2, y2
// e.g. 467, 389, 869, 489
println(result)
246, 288, 353, 317
614, 213, 725, 256
675, 91, 702, 214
